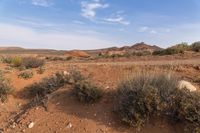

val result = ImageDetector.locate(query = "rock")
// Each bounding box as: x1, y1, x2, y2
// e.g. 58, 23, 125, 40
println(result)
66, 122, 72, 129
28, 122, 34, 128
11, 122, 16, 129
178, 80, 197, 92
63, 71, 70, 76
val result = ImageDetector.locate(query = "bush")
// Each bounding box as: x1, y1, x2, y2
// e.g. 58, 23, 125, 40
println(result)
18, 71, 33, 79
37, 66, 45, 74
0, 75, 13, 102
115, 73, 178, 129
22, 57, 44, 68
2, 56, 12, 64
153, 43, 189, 55
25, 72, 70, 98
11, 57, 22, 67
74, 80, 103, 103
191, 41, 200, 52
115, 72, 200, 132
172, 88, 200, 132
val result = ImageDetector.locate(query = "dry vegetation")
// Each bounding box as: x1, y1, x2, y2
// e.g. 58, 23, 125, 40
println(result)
0, 43, 200, 133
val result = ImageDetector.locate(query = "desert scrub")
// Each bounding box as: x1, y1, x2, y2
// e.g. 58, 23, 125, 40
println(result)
18, 71, 33, 79
191, 41, 200, 52
22, 57, 44, 68
11, 56, 22, 67
115, 72, 179, 129
2, 56, 12, 64
74, 80, 103, 103
172, 88, 200, 132
37, 66, 45, 74
115, 72, 200, 132
0, 74, 13, 102
24, 72, 70, 98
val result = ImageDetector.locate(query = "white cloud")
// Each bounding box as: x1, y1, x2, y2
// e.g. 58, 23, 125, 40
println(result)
31, 0, 53, 7
81, 0, 109, 19
138, 26, 149, 32
0, 23, 112, 50
150, 30, 157, 34
104, 16, 130, 25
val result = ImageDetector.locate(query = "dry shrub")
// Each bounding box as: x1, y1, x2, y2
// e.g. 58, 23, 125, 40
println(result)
74, 80, 103, 103
22, 57, 44, 68
115, 72, 178, 129
115, 72, 200, 132
18, 71, 33, 79
25, 72, 70, 98
11, 57, 22, 67
0, 74, 13, 102
37, 66, 45, 74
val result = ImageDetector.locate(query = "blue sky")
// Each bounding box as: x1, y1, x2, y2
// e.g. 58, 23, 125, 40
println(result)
0, 0, 200, 50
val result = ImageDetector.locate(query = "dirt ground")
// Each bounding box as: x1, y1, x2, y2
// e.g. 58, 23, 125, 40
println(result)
0, 57, 200, 133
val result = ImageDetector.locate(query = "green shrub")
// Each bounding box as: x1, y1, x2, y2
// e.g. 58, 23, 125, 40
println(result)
153, 43, 189, 55
22, 57, 44, 68
18, 71, 33, 79
74, 80, 103, 103
0, 75, 13, 102
11, 57, 22, 67
191, 41, 200, 52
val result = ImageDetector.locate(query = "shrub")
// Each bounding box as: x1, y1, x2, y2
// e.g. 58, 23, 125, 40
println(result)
25, 72, 70, 98
172, 88, 200, 132
37, 66, 45, 74
115, 72, 200, 132
22, 57, 44, 68
191, 41, 200, 52
115, 73, 178, 129
2, 56, 12, 64
74, 80, 103, 103
0, 74, 13, 102
153, 43, 189, 55
18, 71, 33, 79
11, 57, 22, 67
69, 68, 85, 83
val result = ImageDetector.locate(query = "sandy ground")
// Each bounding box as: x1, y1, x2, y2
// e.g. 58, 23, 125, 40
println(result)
0, 58, 200, 133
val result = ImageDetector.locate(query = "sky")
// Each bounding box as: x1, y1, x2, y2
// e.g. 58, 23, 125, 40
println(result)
0, 0, 200, 50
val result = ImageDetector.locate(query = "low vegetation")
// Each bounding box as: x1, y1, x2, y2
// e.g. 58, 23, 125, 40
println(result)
22, 57, 44, 68
115, 72, 200, 132
153, 42, 200, 55
0, 74, 13, 102
18, 71, 33, 79
1, 56, 44, 69
24, 72, 70, 98
74, 80, 103, 103
37, 66, 45, 74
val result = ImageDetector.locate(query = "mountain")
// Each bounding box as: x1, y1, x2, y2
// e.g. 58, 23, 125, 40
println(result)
86, 42, 162, 56
0, 47, 24, 51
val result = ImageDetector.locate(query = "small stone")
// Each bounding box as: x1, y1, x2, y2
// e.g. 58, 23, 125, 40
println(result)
66, 122, 72, 129
11, 123, 16, 129
28, 122, 34, 128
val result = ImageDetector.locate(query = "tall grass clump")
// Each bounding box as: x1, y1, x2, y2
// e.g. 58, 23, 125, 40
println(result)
115, 72, 200, 132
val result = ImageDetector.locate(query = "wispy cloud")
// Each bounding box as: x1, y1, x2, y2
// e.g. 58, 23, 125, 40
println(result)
31, 0, 53, 7
0, 23, 112, 50
104, 16, 130, 25
81, 0, 109, 19
138, 26, 149, 32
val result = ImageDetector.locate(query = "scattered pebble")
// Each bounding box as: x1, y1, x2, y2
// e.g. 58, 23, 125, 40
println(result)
66, 122, 72, 129
28, 122, 34, 128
